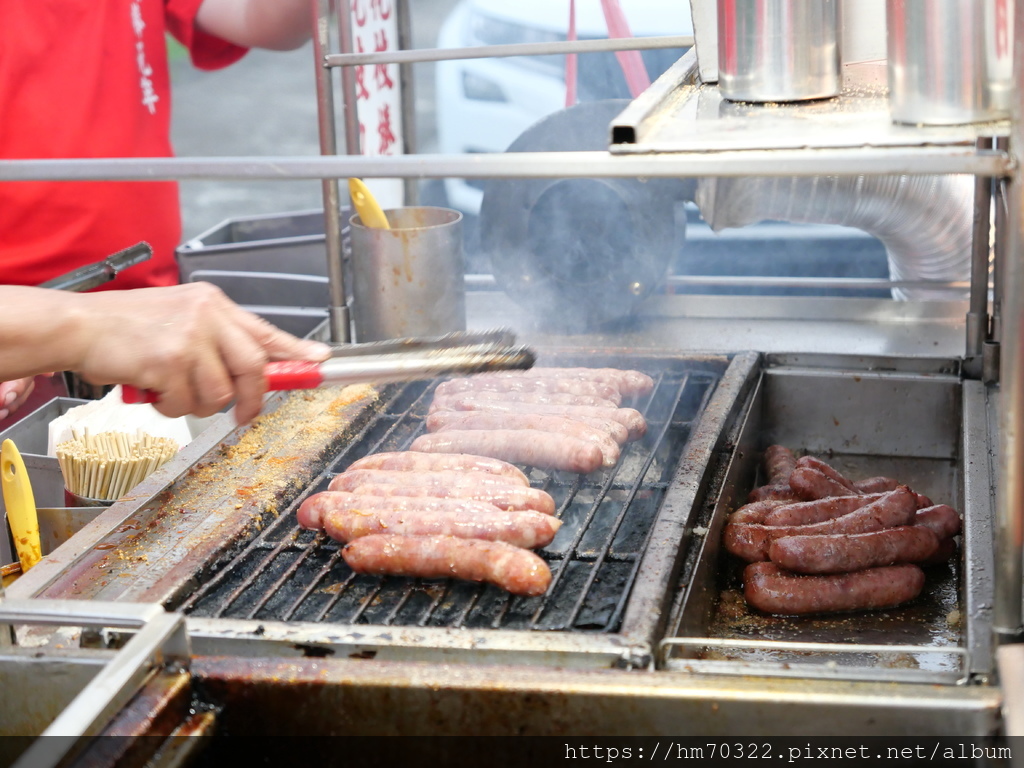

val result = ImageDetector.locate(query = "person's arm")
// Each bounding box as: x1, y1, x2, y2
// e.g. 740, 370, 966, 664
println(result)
195, 0, 314, 51
0, 283, 330, 424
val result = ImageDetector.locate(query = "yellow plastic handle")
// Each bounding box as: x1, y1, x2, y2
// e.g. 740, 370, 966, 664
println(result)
348, 178, 391, 230
2, 439, 41, 571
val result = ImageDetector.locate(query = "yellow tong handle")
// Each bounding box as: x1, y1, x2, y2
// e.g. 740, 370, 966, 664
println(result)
2, 439, 41, 571
349, 178, 391, 229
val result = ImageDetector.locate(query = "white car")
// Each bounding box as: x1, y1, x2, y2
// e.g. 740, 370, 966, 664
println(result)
435, 0, 693, 214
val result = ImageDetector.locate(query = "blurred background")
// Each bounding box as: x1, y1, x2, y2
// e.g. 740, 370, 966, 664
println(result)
170, 0, 460, 240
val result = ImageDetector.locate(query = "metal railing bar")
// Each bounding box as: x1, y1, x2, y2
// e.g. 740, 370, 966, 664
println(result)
324, 36, 695, 68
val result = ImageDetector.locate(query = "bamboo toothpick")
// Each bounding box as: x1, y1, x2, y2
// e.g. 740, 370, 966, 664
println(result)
56, 431, 179, 502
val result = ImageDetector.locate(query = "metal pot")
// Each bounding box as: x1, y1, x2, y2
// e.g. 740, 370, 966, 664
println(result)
717, 0, 841, 103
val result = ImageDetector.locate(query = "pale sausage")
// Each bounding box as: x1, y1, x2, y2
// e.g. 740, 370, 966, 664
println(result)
342, 534, 552, 596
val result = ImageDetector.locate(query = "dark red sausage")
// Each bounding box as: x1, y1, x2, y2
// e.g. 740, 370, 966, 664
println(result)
425, 411, 620, 467
855, 476, 900, 494
321, 500, 561, 549
723, 486, 918, 562
795, 456, 859, 492
914, 504, 962, 539
743, 562, 926, 615
763, 445, 797, 485
768, 525, 940, 574
762, 493, 885, 527
410, 429, 605, 475
921, 537, 958, 564
342, 534, 552, 596
346, 451, 529, 486
788, 466, 861, 500
730, 498, 793, 525
746, 483, 802, 504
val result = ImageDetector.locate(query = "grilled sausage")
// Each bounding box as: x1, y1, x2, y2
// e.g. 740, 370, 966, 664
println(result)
723, 486, 918, 562
329, 469, 530, 494
430, 389, 620, 413
763, 445, 797, 485
411, 429, 605, 475
743, 562, 926, 616
342, 534, 552, 596
325, 479, 556, 516
914, 504, 962, 539
729, 498, 794, 525
746, 483, 802, 504
318, 498, 561, 549
435, 377, 622, 405
299, 491, 531, 531
854, 476, 900, 494
429, 396, 631, 444
425, 396, 645, 441
345, 451, 529, 486
794, 456, 859, 492
788, 466, 861, 500
481, 367, 656, 398
762, 493, 886, 527
425, 411, 621, 467
768, 525, 940, 574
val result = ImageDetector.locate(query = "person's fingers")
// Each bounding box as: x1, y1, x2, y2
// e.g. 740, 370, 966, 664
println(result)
234, 310, 331, 362
147, 364, 199, 420
214, 314, 273, 425
0, 377, 34, 421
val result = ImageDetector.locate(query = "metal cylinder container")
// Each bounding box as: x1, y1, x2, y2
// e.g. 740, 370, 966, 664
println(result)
886, 0, 1013, 125
349, 206, 466, 342
717, 0, 840, 103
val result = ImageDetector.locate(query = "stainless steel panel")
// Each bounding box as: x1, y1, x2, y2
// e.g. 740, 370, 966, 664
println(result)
186, 655, 1001, 737
887, 0, 1013, 125
762, 366, 961, 460
663, 356, 979, 684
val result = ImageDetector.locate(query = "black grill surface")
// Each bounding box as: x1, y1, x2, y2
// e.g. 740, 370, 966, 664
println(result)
180, 360, 722, 632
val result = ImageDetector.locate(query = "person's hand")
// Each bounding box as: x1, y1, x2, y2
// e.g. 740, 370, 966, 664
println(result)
67, 282, 331, 424
0, 376, 36, 422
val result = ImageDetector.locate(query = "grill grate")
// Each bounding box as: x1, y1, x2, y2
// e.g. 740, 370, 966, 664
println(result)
179, 361, 721, 633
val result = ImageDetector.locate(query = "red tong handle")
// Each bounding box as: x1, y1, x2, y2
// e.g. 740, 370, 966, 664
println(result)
121, 361, 325, 404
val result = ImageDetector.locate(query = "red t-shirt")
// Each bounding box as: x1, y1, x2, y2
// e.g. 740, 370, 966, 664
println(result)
0, 0, 247, 290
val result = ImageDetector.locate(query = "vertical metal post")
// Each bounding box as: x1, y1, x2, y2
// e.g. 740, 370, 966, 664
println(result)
985, 136, 1009, 384
313, 0, 351, 342
965, 137, 993, 380
994, 136, 1010, 345
336, 1, 363, 157
396, 0, 418, 206
994, 0, 1024, 643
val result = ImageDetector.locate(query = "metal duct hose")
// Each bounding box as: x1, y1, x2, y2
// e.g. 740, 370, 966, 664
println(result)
694, 175, 974, 299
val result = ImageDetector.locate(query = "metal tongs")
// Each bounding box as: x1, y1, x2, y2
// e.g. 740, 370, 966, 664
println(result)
122, 329, 534, 404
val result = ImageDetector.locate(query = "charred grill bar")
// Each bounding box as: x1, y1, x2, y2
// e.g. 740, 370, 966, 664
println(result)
178, 358, 724, 638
